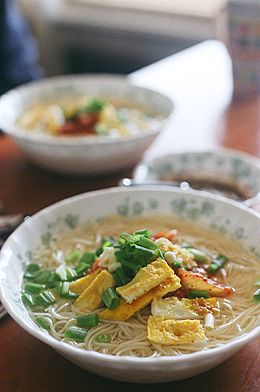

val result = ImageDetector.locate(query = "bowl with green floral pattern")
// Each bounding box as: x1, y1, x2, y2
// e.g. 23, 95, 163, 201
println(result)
133, 148, 260, 206
0, 187, 259, 383
0, 74, 173, 175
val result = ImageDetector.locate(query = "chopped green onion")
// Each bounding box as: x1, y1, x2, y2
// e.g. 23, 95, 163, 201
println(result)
65, 267, 78, 282
254, 280, 260, 287
64, 326, 88, 342
75, 253, 96, 275
207, 255, 228, 274
76, 262, 90, 275
119, 258, 142, 273
134, 229, 152, 238
155, 249, 165, 259
80, 252, 96, 265
65, 292, 79, 299
56, 281, 70, 296
187, 248, 208, 263
96, 334, 111, 343
96, 240, 112, 257
181, 243, 193, 249
113, 267, 129, 286
76, 313, 99, 328
85, 99, 106, 113
102, 287, 120, 309
129, 244, 155, 257
24, 263, 40, 279
173, 261, 183, 268
34, 291, 56, 307
35, 316, 50, 331
56, 282, 79, 299
56, 265, 67, 281
24, 282, 46, 294
21, 292, 35, 308
33, 270, 52, 284
136, 236, 157, 250
188, 290, 209, 299
65, 249, 81, 264
107, 261, 121, 273
45, 272, 60, 288
253, 288, 260, 304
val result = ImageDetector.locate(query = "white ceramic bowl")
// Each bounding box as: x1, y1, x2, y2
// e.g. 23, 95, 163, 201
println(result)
134, 148, 260, 204
0, 75, 173, 175
0, 187, 259, 383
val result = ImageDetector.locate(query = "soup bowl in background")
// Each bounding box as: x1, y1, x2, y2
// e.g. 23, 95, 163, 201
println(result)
0, 187, 259, 383
0, 75, 173, 175
133, 149, 260, 205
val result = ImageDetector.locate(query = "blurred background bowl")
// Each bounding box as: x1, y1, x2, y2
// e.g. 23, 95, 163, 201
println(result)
0, 74, 173, 175
134, 148, 260, 203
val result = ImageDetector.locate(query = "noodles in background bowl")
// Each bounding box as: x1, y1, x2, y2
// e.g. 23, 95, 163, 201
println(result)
22, 215, 260, 357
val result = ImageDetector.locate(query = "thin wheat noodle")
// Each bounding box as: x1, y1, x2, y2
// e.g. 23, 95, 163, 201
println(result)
28, 215, 259, 357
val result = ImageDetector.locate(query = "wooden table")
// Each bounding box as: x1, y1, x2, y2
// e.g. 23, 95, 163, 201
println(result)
0, 40, 259, 392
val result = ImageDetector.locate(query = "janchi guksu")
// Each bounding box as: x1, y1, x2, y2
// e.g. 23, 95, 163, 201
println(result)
21, 215, 260, 357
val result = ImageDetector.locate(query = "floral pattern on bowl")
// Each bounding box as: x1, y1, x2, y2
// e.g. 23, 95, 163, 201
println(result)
0, 187, 260, 383
134, 149, 260, 200
0, 75, 174, 175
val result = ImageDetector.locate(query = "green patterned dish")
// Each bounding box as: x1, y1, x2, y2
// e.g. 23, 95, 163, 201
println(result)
134, 149, 260, 203
0, 75, 173, 175
0, 187, 259, 383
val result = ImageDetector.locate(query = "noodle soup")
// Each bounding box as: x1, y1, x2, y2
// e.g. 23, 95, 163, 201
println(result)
21, 215, 260, 357
17, 97, 161, 138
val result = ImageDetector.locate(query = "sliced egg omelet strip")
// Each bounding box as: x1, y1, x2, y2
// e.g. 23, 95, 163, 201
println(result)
74, 269, 114, 312
99, 273, 181, 321
151, 297, 220, 320
147, 316, 206, 345
116, 258, 179, 304
70, 268, 101, 295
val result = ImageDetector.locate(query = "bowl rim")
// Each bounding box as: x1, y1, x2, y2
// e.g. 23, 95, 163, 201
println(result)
133, 147, 260, 198
0, 73, 174, 146
0, 186, 259, 365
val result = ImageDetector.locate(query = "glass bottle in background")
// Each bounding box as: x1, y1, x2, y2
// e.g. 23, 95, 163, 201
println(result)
219, 0, 260, 100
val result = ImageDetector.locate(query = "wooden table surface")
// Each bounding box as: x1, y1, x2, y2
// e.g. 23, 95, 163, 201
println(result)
0, 40, 259, 392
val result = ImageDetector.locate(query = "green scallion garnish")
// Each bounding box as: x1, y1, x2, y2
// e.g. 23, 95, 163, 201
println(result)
96, 240, 113, 257
34, 291, 56, 307
253, 288, 260, 304
187, 248, 208, 263
113, 267, 129, 286
135, 236, 158, 250
188, 290, 209, 299
35, 316, 50, 331
65, 267, 78, 282
133, 229, 152, 238
207, 255, 228, 274
76, 262, 90, 276
102, 287, 120, 309
76, 313, 99, 328
119, 257, 143, 273
33, 270, 53, 284
96, 334, 111, 343
173, 261, 183, 268
64, 326, 88, 342
45, 272, 60, 288
24, 263, 40, 279
65, 249, 82, 264
56, 281, 79, 299
24, 282, 46, 294
21, 292, 35, 308
85, 99, 106, 113
80, 252, 96, 265
76, 252, 96, 275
